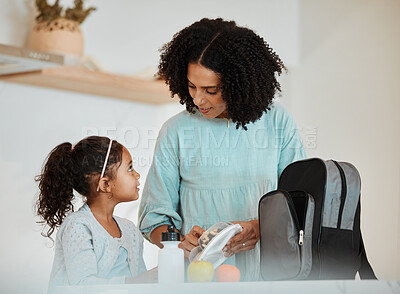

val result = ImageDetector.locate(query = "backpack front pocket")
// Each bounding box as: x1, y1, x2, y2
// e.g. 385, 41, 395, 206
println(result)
259, 190, 314, 280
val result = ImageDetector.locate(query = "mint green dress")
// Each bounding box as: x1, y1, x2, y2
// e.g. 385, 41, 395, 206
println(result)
138, 103, 306, 281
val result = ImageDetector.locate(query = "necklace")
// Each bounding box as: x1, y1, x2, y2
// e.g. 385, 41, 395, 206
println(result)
224, 118, 230, 128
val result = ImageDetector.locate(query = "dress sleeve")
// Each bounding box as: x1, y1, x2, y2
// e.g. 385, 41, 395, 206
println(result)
60, 218, 125, 285
138, 124, 182, 240
276, 106, 307, 177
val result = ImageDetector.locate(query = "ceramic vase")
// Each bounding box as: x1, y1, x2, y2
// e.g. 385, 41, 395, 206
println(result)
28, 18, 84, 56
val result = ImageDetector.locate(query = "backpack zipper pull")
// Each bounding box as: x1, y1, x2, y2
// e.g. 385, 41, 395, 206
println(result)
299, 230, 304, 246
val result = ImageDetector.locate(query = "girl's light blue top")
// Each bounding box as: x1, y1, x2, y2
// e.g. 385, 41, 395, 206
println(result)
49, 204, 146, 288
138, 103, 307, 281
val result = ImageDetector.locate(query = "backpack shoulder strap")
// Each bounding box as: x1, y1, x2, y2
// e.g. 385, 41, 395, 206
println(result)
359, 236, 377, 279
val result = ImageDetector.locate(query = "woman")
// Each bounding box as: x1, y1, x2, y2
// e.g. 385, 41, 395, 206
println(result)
138, 18, 306, 281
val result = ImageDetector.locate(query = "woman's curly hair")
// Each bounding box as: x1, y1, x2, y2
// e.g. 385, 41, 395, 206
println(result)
158, 18, 286, 130
35, 136, 123, 239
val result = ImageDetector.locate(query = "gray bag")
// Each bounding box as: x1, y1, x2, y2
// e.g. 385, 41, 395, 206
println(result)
259, 158, 376, 280
259, 190, 315, 280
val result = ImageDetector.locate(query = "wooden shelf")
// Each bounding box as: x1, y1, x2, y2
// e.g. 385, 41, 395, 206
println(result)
0, 66, 177, 104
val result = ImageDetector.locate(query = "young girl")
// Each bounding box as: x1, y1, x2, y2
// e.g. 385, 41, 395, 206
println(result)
36, 136, 157, 287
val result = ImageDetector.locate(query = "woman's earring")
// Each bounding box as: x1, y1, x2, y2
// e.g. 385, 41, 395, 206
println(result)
108, 193, 113, 199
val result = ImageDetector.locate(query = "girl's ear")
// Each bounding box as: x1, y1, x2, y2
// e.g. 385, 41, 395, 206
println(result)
98, 177, 112, 193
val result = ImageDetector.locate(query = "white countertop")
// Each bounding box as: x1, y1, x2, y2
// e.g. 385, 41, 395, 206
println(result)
52, 280, 400, 294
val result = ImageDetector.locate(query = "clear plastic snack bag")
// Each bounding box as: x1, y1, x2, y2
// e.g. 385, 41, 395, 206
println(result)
189, 221, 243, 269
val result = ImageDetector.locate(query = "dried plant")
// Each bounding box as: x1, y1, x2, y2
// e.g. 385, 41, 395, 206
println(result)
35, 0, 62, 22
34, 0, 96, 24
65, 0, 96, 24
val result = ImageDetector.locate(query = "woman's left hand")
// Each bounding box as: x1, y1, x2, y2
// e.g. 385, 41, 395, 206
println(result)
222, 219, 260, 257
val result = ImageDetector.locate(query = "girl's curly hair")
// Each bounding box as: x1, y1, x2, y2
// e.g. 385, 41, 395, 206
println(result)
35, 136, 123, 239
158, 18, 286, 130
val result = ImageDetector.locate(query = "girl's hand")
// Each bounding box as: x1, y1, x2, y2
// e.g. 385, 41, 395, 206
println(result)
222, 220, 259, 257
178, 225, 205, 259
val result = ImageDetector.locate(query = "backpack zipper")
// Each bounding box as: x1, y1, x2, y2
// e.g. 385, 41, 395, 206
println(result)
333, 160, 347, 229
283, 191, 306, 246
297, 191, 310, 246
299, 230, 304, 245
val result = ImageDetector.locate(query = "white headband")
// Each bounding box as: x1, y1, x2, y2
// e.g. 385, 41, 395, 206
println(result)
97, 139, 113, 192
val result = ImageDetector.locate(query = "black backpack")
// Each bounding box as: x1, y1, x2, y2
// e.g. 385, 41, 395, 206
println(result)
259, 158, 376, 280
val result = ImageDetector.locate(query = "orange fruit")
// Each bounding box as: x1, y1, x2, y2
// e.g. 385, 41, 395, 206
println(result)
215, 264, 241, 282
187, 261, 215, 282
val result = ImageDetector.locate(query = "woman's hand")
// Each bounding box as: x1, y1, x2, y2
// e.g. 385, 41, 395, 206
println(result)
223, 219, 259, 257
178, 225, 205, 259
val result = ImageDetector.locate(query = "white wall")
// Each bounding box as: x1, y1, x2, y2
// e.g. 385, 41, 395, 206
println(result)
0, 0, 399, 293
285, 0, 400, 280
